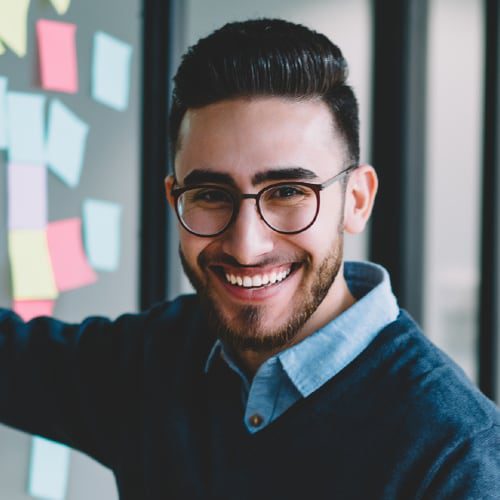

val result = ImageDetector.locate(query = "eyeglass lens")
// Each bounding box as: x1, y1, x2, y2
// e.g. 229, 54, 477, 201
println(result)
177, 184, 318, 235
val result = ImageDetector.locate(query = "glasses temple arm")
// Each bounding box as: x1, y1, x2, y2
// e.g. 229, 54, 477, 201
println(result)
319, 164, 358, 189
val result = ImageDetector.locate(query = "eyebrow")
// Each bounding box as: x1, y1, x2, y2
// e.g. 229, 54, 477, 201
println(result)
251, 167, 319, 185
181, 167, 319, 187
182, 170, 237, 187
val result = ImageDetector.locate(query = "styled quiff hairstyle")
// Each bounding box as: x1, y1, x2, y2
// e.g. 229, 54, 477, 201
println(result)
169, 18, 359, 164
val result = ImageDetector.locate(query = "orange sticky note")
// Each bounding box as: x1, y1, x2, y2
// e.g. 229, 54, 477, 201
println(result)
36, 19, 78, 93
13, 300, 54, 321
47, 218, 97, 292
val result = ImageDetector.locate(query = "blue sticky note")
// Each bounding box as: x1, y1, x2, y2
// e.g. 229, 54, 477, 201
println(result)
92, 31, 132, 111
83, 199, 122, 271
7, 92, 46, 163
46, 99, 89, 188
28, 436, 70, 500
0, 77, 7, 149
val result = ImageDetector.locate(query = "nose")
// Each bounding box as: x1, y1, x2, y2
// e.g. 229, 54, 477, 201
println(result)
221, 198, 274, 265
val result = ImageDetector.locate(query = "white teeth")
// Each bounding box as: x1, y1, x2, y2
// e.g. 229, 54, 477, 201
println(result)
223, 268, 292, 287
252, 275, 262, 287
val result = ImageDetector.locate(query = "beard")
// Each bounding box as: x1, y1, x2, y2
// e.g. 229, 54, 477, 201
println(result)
180, 229, 344, 353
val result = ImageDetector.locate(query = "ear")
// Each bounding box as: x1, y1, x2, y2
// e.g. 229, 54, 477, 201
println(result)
165, 175, 176, 209
343, 164, 378, 234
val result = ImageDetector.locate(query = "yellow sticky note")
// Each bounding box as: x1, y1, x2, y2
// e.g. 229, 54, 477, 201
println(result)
50, 0, 71, 15
0, 0, 31, 57
8, 229, 58, 300
0, 40, 5, 55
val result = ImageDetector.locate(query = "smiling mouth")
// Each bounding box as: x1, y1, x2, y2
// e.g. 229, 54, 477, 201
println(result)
211, 263, 300, 289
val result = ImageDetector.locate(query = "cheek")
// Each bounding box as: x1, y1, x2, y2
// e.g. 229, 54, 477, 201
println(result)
292, 207, 343, 259
178, 231, 208, 269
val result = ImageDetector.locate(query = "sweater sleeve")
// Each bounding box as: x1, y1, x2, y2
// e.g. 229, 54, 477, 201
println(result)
0, 307, 149, 469
421, 424, 500, 500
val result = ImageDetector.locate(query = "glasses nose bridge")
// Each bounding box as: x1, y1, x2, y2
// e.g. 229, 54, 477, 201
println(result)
232, 191, 264, 224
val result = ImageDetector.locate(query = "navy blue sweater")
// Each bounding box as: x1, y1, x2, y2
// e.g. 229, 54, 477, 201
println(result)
0, 297, 499, 499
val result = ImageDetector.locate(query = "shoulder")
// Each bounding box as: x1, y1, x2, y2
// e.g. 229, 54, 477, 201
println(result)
141, 294, 212, 361
143, 294, 201, 325
369, 309, 499, 435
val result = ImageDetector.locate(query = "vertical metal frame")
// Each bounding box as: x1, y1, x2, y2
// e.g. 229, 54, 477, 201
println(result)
140, 0, 173, 310
369, 0, 428, 322
479, 0, 500, 401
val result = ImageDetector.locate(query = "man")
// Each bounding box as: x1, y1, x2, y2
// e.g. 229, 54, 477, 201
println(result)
1, 18, 499, 500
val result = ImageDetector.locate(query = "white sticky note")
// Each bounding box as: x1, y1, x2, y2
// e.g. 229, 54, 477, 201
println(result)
83, 199, 122, 271
0, 76, 7, 148
28, 437, 70, 500
7, 92, 46, 163
8, 163, 48, 229
92, 31, 133, 111
46, 99, 89, 188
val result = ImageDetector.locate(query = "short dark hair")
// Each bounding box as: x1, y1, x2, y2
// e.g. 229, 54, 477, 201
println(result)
169, 18, 359, 165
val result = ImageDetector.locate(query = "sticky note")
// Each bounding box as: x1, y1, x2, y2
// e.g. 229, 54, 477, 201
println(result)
8, 229, 58, 300
29, 437, 70, 500
47, 218, 97, 291
36, 20, 78, 94
13, 300, 54, 321
8, 163, 47, 229
46, 99, 88, 187
0, 76, 7, 148
7, 92, 46, 163
92, 32, 132, 111
83, 199, 122, 271
0, 0, 30, 57
50, 0, 71, 15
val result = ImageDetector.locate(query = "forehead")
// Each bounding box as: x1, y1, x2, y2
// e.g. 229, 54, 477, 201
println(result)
175, 97, 346, 184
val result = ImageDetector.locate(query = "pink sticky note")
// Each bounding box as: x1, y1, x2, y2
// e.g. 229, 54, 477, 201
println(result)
36, 19, 78, 93
13, 300, 54, 321
47, 218, 97, 291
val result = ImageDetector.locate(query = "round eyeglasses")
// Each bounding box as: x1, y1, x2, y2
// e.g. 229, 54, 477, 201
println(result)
170, 164, 358, 237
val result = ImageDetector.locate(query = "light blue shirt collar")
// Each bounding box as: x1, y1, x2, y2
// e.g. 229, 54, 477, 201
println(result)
277, 261, 399, 397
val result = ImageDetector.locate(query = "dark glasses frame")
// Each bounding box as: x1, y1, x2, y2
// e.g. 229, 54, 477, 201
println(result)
170, 164, 358, 237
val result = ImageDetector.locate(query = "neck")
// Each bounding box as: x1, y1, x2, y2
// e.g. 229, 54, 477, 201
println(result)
233, 269, 356, 377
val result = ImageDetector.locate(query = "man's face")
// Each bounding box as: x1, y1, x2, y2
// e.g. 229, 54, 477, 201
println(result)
168, 97, 350, 352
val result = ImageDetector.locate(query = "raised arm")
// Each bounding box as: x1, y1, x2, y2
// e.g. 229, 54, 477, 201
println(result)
0, 308, 147, 468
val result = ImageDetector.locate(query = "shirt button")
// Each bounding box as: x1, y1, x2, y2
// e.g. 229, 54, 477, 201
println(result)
248, 414, 264, 427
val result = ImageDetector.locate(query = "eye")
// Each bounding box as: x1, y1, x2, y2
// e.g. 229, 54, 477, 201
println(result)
189, 187, 232, 206
186, 186, 233, 210
267, 185, 308, 199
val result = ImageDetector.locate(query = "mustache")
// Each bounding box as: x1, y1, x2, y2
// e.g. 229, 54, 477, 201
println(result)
197, 251, 306, 269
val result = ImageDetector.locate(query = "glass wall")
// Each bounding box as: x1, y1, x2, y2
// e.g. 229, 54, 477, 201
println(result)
423, 0, 484, 381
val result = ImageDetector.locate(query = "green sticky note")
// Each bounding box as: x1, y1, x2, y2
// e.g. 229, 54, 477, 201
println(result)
50, 0, 71, 15
0, 0, 31, 57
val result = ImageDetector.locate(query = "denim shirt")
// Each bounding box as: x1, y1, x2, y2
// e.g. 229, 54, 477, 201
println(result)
204, 261, 399, 433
